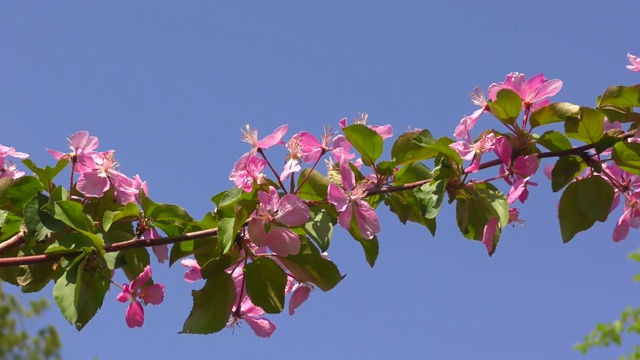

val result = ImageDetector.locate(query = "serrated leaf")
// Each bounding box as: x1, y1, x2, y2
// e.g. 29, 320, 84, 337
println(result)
6, 176, 44, 214
599, 85, 640, 108
296, 169, 329, 201
343, 124, 384, 166
488, 89, 522, 125
54, 200, 95, 232
21, 158, 70, 192
558, 179, 598, 242
385, 191, 436, 236
103, 203, 140, 232
24, 194, 64, 240
148, 203, 194, 224
551, 156, 585, 192
393, 162, 432, 185
613, 141, 640, 174
577, 176, 614, 223
537, 130, 573, 152
244, 257, 287, 314
564, 107, 604, 144
391, 129, 435, 165
414, 178, 446, 219
278, 238, 344, 291
303, 208, 334, 252
530, 102, 580, 128
75, 260, 110, 330
181, 272, 236, 334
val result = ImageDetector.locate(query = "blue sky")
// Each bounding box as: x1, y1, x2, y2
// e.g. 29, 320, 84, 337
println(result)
1, 2, 640, 359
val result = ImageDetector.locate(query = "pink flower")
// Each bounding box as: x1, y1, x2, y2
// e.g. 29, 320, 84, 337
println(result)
247, 187, 310, 256
0, 144, 29, 179
329, 135, 356, 162
454, 88, 488, 141
613, 191, 640, 242
449, 132, 496, 173
241, 124, 288, 153
327, 157, 380, 239
488, 73, 563, 111
228, 296, 276, 338
229, 152, 267, 192
627, 53, 640, 72
47, 131, 100, 173
116, 265, 164, 328
180, 258, 203, 282
75, 150, 139, 203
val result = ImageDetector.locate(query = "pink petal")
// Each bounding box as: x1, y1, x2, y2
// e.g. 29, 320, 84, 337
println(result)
339, 157, 356, 190
513, 155, 539, 177
76, 171, 110, 198
531, 79, 563, 103
244, 316, 276, 338
181, 258, 203, 283
327, 184, 349, 212
369, 124, 393, 140
289, 285, 311, 315
276, 194, 310, 226
337, 203, 353, 232
116, 284, 133, 303
482, 218, 499, 255
133, 265, 153, 290
247, 218, 268, 247
257, 124, 288, 149
494, 136, 512, 166
125, 300, 145, 328
354, 200, 380, 240
139, 284, 165, 305
264, 226, 301, 256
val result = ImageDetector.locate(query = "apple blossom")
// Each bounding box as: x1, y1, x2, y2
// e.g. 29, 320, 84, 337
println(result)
241, 124, 288, 153
627, 53, 640, 72
180, 258, 203, 283
327, 157, 380, 239
450, 131, 496, 173
116, 265, 165, 328
454, 88, 488, 141
229, 152, 267, 192
228, 297, 276, 338
247, 187, 309, 256
488, 72, 562, 110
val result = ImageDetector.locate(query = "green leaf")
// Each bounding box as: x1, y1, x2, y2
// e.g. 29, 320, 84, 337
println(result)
393, 162, 432, 185
53, 259, 81, 326
23, 194, 64, 241
103, 203, 140, 232
385, 191, 437, 236
593, 132, 624, 155
375, 160, 397, 176
181, 272, 236, 334
599, 85, 640, 108
564, 107, 604, 144
613, 141, 640, 174
530, 102, 580, 128
577, 176, 614, 223
120, 248, 150, 282
200, 252, 239, 279
278, 238, 344, 291
75, 259, 110, 330
551, 156, 585, 192
455, 183, 508, 241
54, 200, 95, 232
558, 178, 599, 243
537, 130, 573, 152
148, 203, 194, 225
244, 257, 287, 314
21, 158, 70, 192
296, 169, 329, 201
391, 129, 435, 165
357, 235, 379, 268
304, 207, 334, 252
5, 176, 44, 214
0, 212, 23, 241
343, 124, 384, 166
488, 89, 522, 125
414, 178, 446, 219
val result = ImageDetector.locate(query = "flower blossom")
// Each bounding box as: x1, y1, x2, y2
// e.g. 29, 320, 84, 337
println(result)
449, 132, 496, 173
454, 88, 488, 141
241, 124, 288, 154
141, 227, 169, 264
493, 136, 539, 204
247, 187, 309, 256
488, 72, 562, 111
47, 131, 100, 173
228, 296, 276, 338
280, 131, 327, 181
116, 265, 164, 328
627, 53, 640, 72
286, 281, 311, 316
327, 157, 380, 239
0, 144, 29, 179
229, 152, 267, 192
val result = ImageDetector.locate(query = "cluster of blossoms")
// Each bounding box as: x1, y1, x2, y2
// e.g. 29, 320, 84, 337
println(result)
0, 144, 29, 178
48, 131, 148, 204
